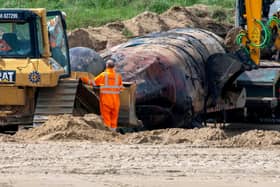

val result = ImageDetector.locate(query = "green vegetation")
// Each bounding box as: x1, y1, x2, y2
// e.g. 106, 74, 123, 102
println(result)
0, 0, 235, 29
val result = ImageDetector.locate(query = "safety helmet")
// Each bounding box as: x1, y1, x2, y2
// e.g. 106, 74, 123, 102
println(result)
106, 59, 115, 68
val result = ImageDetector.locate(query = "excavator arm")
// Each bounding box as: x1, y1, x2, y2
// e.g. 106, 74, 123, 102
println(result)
205, 0, 278, 121
236, 0, 275, 66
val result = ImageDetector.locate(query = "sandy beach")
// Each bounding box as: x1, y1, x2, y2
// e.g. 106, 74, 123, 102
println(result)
0, 141, 280, 187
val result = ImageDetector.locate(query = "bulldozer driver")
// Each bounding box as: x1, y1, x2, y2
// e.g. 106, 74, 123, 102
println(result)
80, 59, 123, 131
0, 39, 11, 52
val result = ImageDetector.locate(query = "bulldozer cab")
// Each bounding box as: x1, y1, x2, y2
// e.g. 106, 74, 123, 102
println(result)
0, 9, 70, 80
0, 11, 34, 58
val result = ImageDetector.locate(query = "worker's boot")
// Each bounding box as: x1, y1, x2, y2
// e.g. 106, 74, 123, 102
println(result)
109, 127, 117, 132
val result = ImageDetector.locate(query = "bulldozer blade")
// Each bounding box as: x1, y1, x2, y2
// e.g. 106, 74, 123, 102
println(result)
68, 71, 141, 128
119, 82, 142, 127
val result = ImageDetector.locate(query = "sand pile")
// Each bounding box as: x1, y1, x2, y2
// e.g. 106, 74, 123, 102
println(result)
223, 130, 280, 148
68, 22, 127, 51
15, 114, 120, 142
118, 127, 280, 148
122, 127, 226, 145
224, 27, 243, 52
160, 6, 197, 28
1, 114, 277, 148
68, 5, 234, 52
123, 11, 169, 36
0, 134, 18, 142
68, 28, 108, 51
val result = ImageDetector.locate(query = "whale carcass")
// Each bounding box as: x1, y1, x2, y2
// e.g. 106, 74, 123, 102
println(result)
70, 47, 105, 76
100, 28, 246, 129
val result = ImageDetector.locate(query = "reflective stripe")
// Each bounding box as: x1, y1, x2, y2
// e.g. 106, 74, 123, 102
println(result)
101, 85, 121, 88
100, 72, 121, 94
101, 91, 121, 94
88, 79, 95, 86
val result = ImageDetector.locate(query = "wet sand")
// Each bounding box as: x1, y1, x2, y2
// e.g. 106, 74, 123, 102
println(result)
0, 142, 280, 187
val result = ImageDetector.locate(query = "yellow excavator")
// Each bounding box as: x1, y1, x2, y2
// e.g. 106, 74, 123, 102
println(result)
0, 8, 139, 131
210, 0, 280, 125
235, 0, 278, 65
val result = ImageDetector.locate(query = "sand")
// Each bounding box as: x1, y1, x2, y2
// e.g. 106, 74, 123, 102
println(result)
0, 115, 280, 186
0, 4, 277, 186
0, 142, 280, 187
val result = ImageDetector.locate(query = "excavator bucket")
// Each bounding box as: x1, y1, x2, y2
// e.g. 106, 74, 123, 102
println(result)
205, 53, 247, 110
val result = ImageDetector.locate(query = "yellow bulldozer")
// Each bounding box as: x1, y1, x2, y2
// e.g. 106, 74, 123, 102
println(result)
0, 8, 139, 131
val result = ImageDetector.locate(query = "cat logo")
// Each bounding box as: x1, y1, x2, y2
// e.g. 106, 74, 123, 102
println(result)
0, 70, 16, 83
28, 71, 41, 83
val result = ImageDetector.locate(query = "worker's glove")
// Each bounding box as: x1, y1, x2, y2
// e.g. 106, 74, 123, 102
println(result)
80, 76, 95, 86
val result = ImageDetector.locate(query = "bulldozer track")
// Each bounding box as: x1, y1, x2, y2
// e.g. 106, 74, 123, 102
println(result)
33, 79, 80, 126
33, 78, 100, 127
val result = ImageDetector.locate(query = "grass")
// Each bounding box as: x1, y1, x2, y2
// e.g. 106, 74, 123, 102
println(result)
0, 0, 235, 30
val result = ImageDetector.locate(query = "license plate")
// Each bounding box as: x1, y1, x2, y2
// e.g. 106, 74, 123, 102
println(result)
0, 70, 16, 83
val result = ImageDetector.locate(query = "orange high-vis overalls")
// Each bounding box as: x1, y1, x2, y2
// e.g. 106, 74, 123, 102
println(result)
92, 68, 122, 129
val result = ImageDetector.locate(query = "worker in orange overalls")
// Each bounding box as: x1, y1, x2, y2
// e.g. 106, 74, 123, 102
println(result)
81, 59, 123, 131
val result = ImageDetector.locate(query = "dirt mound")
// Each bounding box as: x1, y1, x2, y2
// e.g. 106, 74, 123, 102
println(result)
198, 19, 233, 38
0, 134, 18, 142
69, 5, 234, 52
187, 4, 233, 38
122, 128, 227, 145
123, 11, 169, 37
224, 130, 280, 148
68, 23, 127, 51
224, 27, 242, 52
15, 114, 120, 142
186, 4, 211, 17
68, 28, 107, 51
121, 128, 280, 148
3, 119, 280, 148
160, 6, 198, 29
